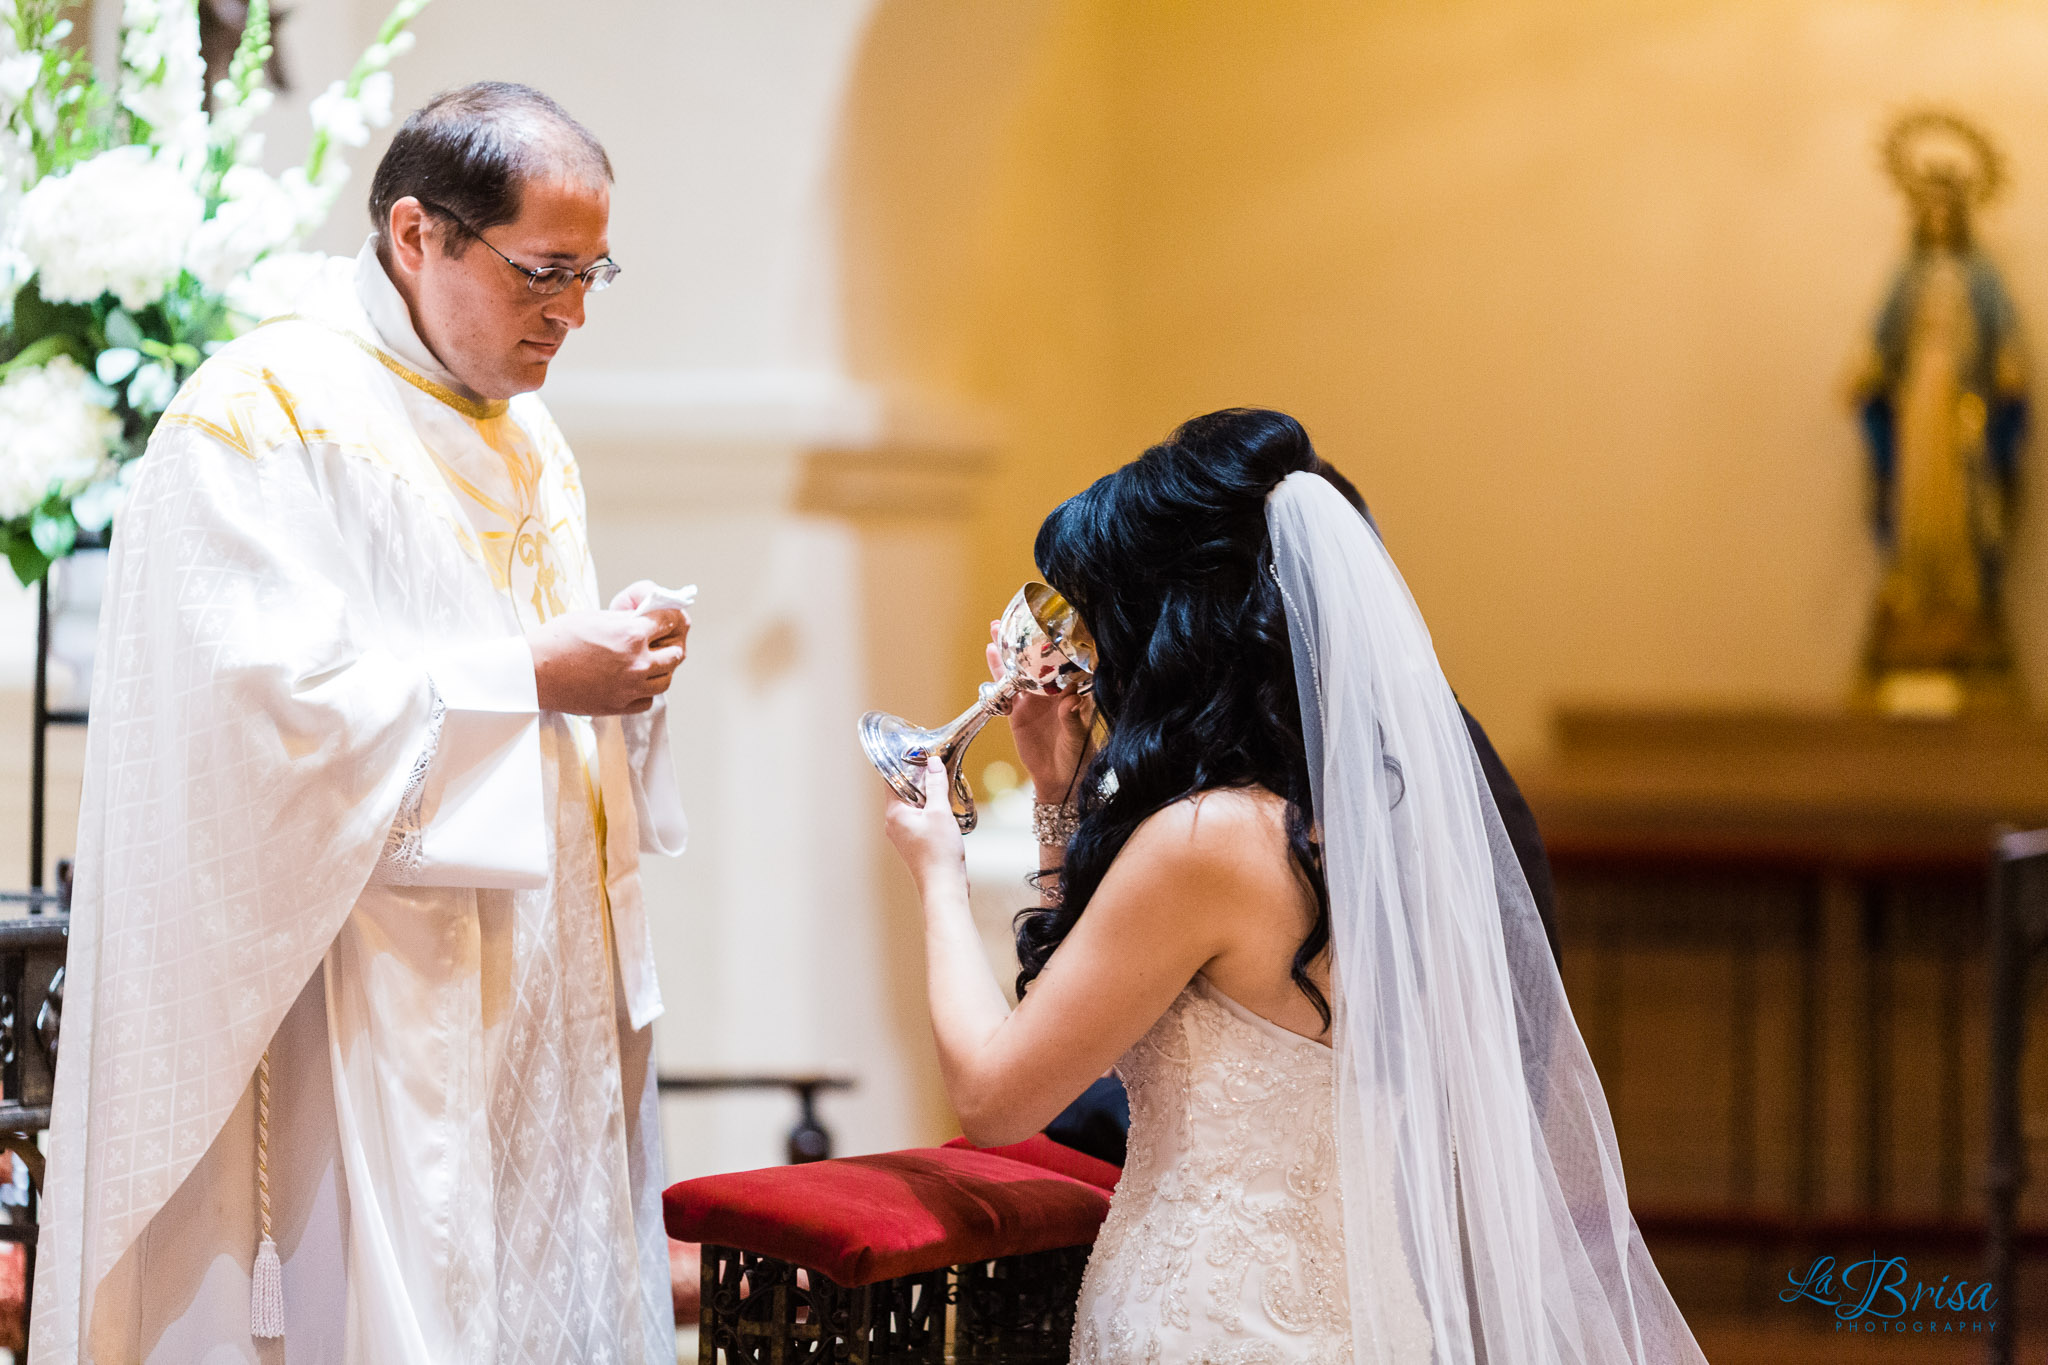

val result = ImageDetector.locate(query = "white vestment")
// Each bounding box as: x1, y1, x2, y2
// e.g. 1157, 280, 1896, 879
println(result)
31, 242, 686, 1365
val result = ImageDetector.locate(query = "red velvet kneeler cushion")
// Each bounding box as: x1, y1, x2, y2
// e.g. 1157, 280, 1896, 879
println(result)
942, 1133, 1122, 1193
663, 1146, 1112, 1287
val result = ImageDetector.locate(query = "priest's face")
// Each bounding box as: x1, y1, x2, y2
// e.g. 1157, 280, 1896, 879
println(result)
388, 175, 611, 401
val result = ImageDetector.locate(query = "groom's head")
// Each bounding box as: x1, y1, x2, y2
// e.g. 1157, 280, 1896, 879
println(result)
371, 82, 615, 401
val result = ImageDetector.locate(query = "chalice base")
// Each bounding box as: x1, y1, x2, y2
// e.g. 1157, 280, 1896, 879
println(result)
860, 711, 940, 806
859, 707, 987, 833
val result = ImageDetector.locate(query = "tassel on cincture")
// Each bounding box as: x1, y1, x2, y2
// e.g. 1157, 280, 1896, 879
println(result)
251, 1048, 285, 1340
251, 1234, 285, 1338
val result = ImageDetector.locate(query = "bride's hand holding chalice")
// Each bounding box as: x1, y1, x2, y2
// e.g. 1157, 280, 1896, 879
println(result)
996, 618, 1096, 808
859, 583, 1096, 833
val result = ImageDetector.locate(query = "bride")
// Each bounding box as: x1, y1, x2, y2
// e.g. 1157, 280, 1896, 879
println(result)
882, 408, 1706, 1364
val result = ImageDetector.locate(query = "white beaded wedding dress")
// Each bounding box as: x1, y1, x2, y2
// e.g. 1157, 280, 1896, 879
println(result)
1071, 977, 1432, 1365
1068, 473, 1705, 1364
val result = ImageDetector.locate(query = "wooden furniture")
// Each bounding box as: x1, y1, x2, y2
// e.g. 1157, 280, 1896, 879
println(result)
1519, 707, 2048, 1282
1987, 828, 2048, 1365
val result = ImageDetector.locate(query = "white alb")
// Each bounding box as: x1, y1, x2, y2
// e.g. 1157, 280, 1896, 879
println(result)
32, 240, 686, 1365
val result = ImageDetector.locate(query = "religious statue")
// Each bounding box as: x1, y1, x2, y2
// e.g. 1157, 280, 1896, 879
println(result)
1850, 110, 2028, 716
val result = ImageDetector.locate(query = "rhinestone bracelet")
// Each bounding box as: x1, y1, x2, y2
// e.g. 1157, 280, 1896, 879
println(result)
1033, 801, 1081, 845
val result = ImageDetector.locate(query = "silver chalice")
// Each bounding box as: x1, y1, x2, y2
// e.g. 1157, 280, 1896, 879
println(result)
860, 582, 1096, 833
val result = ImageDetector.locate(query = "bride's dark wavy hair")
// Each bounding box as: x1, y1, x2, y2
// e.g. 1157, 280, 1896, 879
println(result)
1016, 407, 1335, 1027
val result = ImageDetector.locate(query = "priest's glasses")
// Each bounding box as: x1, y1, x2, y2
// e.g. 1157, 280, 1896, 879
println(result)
860, 582, 1096, 833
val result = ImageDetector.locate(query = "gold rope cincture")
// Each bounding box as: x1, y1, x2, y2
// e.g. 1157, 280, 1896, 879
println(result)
251, 1049, 285, 1338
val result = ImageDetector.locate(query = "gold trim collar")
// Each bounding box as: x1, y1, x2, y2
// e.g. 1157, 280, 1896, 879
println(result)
346, 333, 509, 421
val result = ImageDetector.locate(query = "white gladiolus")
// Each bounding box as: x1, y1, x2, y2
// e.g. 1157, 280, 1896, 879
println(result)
355, 71, 394, 129
16, 146, 203, 309
0, 53, 38, 110
186, 165, 297, 292
209, 80, 272, 146
278, 158, 352, 238
309, 79, 371, 149
0, 356, 121, 520
119, 0, 207, 167
0, 128, 30, 203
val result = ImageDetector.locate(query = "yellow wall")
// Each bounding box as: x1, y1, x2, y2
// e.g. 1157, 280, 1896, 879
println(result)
844, 0, 2048, 765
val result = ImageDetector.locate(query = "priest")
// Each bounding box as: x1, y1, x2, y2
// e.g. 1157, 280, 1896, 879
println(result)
32, 83, 688, 1364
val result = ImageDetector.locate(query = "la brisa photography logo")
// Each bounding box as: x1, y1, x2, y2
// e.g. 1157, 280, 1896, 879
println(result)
1780, 1252, 1998, 1339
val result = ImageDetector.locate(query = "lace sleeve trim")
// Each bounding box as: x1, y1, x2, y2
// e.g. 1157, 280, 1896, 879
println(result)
374, 684, 447, 884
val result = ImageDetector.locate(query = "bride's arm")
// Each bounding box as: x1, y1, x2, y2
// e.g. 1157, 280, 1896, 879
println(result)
886, 769, 1274, 1147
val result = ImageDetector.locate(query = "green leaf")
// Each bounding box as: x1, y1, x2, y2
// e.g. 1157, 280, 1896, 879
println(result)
29, 508, 76, 562
2, 287, 96, 364
104, 308, 145, 350
0, 332, 85, 379
0, 527, 53, 588
95, 347, 140, 385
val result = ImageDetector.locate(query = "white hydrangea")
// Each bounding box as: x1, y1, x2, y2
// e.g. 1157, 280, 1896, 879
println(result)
0, 244, 28, 329
16, 145, 204, 309
71, 457, 137, 534
225, 250, 350, 324
186, 164, 297, 293
0, 356, 120, 520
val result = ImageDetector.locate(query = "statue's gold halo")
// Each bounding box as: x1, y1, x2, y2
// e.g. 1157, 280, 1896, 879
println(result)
1883, 109, 2005, 206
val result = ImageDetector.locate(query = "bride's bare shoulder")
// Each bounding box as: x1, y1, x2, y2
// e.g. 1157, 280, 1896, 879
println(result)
1115, 786, 1300, 895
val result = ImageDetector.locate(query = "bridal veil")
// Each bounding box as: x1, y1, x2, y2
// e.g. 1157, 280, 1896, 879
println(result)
1265, 472, 1706, 1364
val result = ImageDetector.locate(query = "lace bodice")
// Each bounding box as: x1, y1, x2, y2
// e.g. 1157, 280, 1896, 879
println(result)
1071, 977, 1432, 1365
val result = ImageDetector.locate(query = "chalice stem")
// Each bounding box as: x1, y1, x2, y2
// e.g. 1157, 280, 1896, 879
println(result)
907, 677, 1021, 764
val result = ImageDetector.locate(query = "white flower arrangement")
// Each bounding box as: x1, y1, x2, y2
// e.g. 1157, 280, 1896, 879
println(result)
0, 352, 116, 520
0, 0, 432, 583
17, 145, 203, 308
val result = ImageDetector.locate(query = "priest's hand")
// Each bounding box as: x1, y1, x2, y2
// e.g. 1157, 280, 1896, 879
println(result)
527, 609, 687, 715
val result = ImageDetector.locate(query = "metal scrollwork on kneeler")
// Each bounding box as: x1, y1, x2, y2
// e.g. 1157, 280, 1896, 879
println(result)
701, 1245, 948, 1365
953, 1246, 1092, 1365
35, 964, 61, 1070
700, 1241, 1090, 1365
0, 917, 69, 1122
0, 915, 73, 1251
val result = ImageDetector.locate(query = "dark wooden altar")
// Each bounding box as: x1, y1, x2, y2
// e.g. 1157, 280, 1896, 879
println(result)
1521, 705, 2048, 1338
